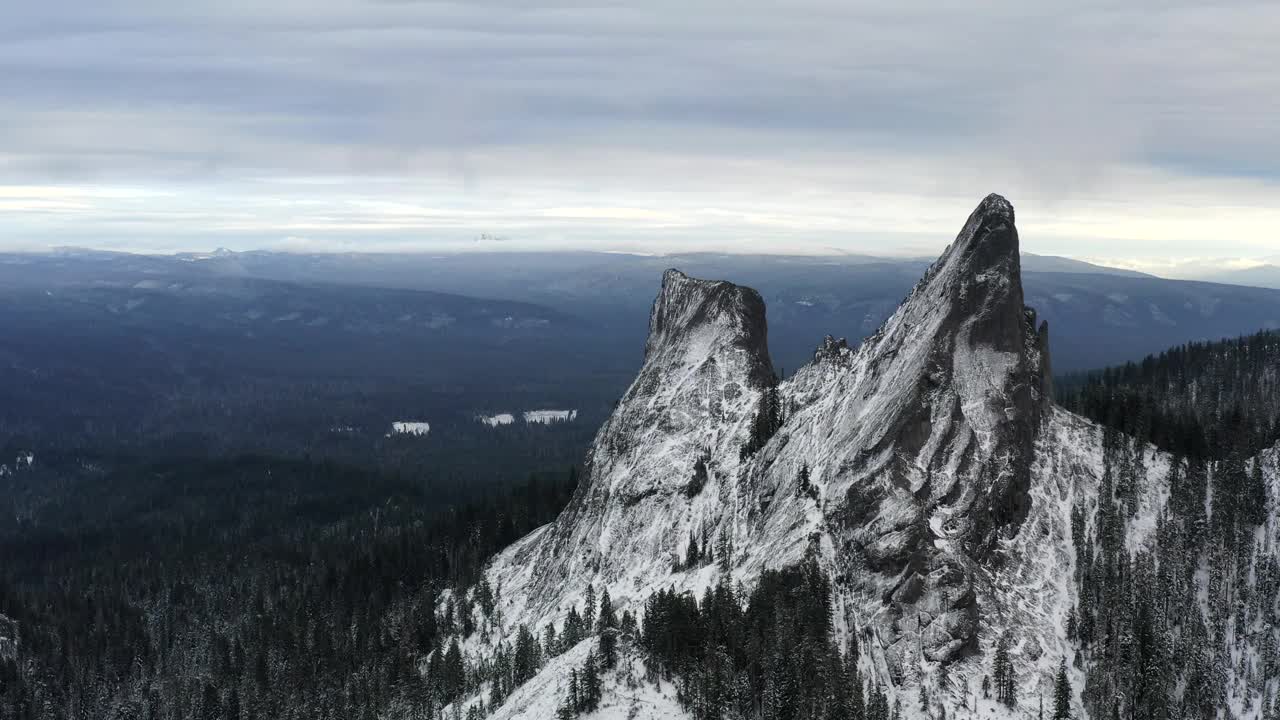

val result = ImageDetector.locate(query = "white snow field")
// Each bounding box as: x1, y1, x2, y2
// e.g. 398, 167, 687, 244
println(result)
390, 421, 431, 436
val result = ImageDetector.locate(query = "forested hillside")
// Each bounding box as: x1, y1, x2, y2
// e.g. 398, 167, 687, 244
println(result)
1058, 329, 1280, 458
0, 455, 578, 720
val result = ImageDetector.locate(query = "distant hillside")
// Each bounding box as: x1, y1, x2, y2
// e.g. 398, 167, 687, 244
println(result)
1020, 252, 1151, 277
0, 262, 618, 463
1200, 263, 1280, 290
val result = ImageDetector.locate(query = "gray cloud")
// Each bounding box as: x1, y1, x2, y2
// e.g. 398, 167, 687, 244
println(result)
1, 1, 1277, 259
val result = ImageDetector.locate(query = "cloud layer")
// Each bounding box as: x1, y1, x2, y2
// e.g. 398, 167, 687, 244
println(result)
3, 1, 1277, 261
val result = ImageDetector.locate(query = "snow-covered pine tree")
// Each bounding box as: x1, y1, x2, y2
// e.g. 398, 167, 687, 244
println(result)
598, 588, 618, 669
1053, 658, 1071, 720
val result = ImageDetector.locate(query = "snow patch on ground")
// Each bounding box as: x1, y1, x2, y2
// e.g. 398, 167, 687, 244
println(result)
523, 410, 578, 424
389, 421, 431, 436
477, 411, 579, 427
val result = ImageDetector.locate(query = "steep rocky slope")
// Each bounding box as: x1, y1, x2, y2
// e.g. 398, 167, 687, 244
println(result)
440, 195, 1279, 720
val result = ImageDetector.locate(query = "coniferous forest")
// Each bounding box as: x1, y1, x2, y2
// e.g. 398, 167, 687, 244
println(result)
1058, 329, 1280, 459
0, 454, 577, 720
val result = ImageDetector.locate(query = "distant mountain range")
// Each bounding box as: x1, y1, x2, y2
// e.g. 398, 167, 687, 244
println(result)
4, 246, 1280, 452
1200, 263, 1280, 290
80, 245, 1274, 371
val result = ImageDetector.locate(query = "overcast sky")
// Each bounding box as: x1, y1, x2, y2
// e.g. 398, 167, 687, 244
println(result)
3, 1, 1277, 272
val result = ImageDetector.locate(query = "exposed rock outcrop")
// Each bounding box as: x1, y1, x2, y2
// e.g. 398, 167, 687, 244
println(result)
453, 195, 1125, 719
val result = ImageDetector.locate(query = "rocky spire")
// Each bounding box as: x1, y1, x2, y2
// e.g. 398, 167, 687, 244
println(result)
475, 194, 1056, 681
746, 193, 1051, 665
498, 270, 776, 621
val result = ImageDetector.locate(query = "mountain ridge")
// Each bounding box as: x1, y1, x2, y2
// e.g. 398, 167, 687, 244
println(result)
446, 194, 1090, 715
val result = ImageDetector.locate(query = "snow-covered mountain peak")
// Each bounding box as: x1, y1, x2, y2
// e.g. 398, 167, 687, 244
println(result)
471, 269, 776, 637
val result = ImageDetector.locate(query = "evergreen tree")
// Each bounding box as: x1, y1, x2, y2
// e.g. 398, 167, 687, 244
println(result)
597, 588, 618, 669
741, 380, 782, 458
1246, 458, 1269, 525
798, 464, 817, 500
564, 606, 585, 649
1053, 658, 1071, 720
686, 456, 710, 497
583, 585, 597, 633
576, 653, 602, 713
686, 530, 701, 568
992, 631, 1016, 707
513, 625, 542, 686
442, 639, 465, 703
544, 623, 558, 658
717, 531, 733, 574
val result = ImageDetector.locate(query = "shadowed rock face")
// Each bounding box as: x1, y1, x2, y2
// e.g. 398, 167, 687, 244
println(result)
909, 193, 1050, 553
731, 193, 1053, 663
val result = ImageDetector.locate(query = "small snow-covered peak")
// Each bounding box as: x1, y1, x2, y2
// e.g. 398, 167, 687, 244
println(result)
916, 192, 1022, 327
474, 269, 776, 631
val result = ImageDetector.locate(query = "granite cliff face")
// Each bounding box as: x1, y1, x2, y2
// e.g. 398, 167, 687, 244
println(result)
735, 193, 1052, 665
481, 267, 776, 633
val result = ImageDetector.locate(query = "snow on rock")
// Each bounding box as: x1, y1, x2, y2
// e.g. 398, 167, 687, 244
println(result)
389, 421, 431, 436
470, 268, 774, 666
449, 195, 1070, 715
459, 640, 689, 720
522, 410, 578, 424
479, 413, 517, 427
0, 614, 16, 664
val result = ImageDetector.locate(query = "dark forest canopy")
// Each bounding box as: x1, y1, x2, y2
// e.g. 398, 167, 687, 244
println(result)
0, 454, 578, 720
1057, 328, 1280, 459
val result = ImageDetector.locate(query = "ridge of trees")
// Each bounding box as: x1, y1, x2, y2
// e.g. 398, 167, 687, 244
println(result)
1057, 328, 1280, 459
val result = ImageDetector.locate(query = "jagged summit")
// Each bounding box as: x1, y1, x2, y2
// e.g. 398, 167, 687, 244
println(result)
976, 191, 1015, 223
899, 191, 1028, 358
477, 270, 777, 630
940, 192, 1016, 269
642, 269, 773, 390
